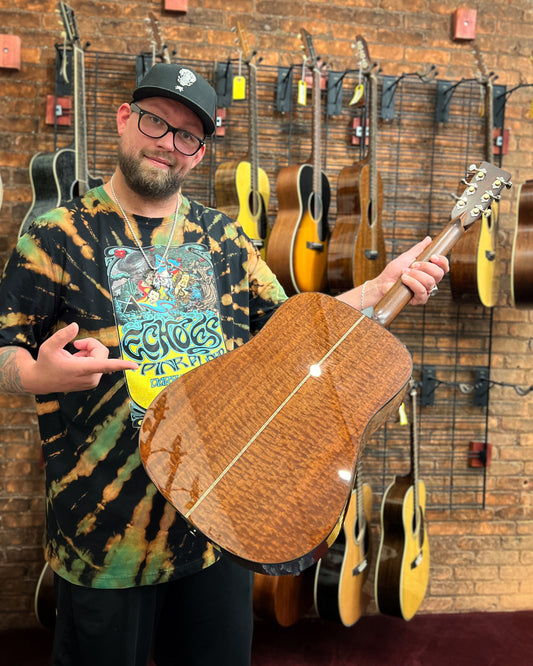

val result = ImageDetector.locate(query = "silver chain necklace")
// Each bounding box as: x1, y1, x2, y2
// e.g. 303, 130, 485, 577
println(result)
110, 176, 180, 278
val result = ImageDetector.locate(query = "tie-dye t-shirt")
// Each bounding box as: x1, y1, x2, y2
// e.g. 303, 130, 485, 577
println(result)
0, 185, 287, 588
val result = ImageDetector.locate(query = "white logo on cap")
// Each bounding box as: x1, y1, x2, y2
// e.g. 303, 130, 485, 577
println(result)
175, 68, 197, 92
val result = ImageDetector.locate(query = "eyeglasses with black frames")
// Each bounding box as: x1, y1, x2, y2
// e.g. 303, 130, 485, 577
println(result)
129, 103, 205, 156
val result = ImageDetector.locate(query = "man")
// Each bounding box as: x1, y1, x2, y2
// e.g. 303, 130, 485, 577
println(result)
0, 63, 448, 665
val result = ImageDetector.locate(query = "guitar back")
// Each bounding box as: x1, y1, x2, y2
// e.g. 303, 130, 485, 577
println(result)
140, 292, 412, 574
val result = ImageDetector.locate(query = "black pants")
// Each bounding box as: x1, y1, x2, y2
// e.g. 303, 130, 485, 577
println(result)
51, 557, 254, 666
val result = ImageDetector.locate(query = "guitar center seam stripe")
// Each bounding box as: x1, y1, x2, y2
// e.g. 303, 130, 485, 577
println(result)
184, 311, 367, 519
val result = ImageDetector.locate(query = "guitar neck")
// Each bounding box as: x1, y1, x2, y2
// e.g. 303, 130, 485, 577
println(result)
248, 61, 259, 210
73, 43, 89, 194
409, 384, 419, 513
368, 71, 378, 231
484, 78, 494, 163
311, 63, 322, 214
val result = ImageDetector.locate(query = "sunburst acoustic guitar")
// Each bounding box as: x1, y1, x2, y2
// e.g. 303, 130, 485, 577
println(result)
139, 163, 510, 576
327, 35, 386, 294
450, 44, 500, 307
266, 28, 331, 294
214, 23, 270, 259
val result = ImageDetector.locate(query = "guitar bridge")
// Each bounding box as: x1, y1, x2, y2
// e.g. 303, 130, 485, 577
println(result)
352, 558, 368, 576
306, 242, 325, 252
411, 550, 424, 569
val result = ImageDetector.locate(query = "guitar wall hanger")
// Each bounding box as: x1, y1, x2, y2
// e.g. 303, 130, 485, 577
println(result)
381, 65, 438, 120
276, 65, 294, 113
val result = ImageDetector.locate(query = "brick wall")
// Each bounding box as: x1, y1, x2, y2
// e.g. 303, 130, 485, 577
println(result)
1, 0, 532, 629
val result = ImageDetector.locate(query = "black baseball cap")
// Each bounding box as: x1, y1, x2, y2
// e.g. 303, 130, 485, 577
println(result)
132, 63, 217, 136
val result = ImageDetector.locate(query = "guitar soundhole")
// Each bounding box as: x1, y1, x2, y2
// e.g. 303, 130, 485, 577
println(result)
307, 192, 323, 225
249, 190, 261, 220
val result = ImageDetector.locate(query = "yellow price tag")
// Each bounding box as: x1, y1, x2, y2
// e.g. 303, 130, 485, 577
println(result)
349, 83, 364, 106
232, 75, 246, 100
297, 79, 307, 106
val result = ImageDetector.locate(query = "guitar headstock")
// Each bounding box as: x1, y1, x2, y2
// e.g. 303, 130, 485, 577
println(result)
148, 11, 171, 64
299, 28, 319, 70
472, 43, 493, 84
452, 161, 512, 229
58, 2, 80, 48
354, 34, 374, 76
234, 21, 255, 65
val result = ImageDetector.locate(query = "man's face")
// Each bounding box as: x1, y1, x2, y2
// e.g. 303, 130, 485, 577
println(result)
116, 97, 206, 200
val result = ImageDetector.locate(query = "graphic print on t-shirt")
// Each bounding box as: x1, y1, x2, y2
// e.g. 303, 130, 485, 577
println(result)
105, 243, 226, 426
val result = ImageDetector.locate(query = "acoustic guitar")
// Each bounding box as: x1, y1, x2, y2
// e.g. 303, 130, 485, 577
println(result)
327, 35, 386, 294
214, 23, 270, 258
19, 2, 103, 237
139, 162, 510, 575
510, 179, 533, 308
450, 45, 500, 307
253, 565, 316, 627
374, 382, 429, 620
266, 28, 331, 295
313, 461, 373, 626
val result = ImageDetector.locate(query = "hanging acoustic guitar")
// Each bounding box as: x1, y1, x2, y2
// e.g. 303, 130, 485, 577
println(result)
450, 45, 500, 307
266, 28, 331, 294
510, 179, 533, 308
139, 162, 510, 575
214, 22, 271, 258
374, 381, 429, 620
19, 2, 103, 237
327, 35, 386, 294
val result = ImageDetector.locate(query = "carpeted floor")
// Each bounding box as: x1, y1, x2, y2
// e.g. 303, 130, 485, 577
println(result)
2, 611, 532, 665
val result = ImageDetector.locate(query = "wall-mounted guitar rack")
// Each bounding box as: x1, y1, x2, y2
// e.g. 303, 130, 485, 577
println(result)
47, 46, 518, 511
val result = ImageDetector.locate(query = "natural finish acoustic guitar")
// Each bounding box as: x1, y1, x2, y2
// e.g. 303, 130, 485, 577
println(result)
139, 163, 510, 576
327, 35, 386, 294
266, 29, 330, 294
450, 45, 500, 307
214, 23, 270, 259
374, 382, 429, 620
313, 462, 373, 626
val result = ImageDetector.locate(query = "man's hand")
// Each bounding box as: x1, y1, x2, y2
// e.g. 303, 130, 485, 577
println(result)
0, 322, 138, 395
373, 236, 449, 306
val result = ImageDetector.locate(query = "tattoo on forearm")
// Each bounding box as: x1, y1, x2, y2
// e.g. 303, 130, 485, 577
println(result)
0, 348, 26, 393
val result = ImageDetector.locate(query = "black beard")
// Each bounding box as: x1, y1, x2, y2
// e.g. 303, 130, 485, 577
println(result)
117, 147, 186, 200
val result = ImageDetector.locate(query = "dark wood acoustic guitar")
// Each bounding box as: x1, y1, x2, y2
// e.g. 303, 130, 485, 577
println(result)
450, 45, 500, 307
139, 163, 510, 576
214, 23, 270, 259
252, 564, 316, 627
313, 461, 373, 626
327, 35, 386, 294
374, 382, 429, 620
19, 2, 103, 237
510, 179, 533, 307
266, 28, 330, 295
